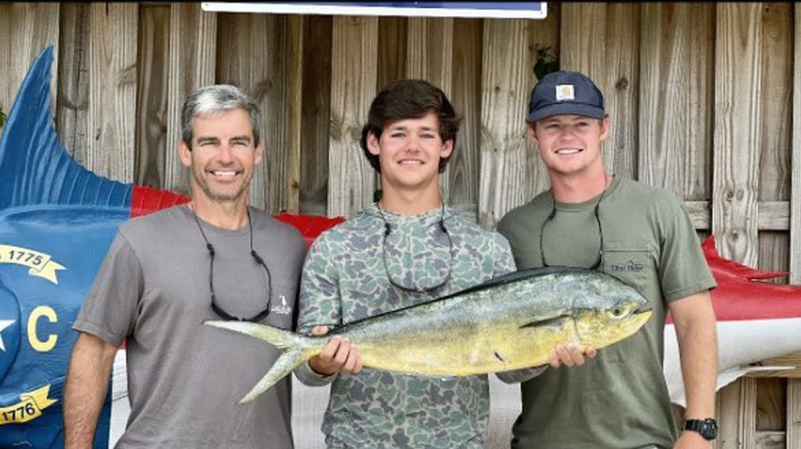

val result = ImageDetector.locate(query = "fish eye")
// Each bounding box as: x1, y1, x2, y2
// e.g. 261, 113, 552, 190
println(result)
612, 308, 622, 317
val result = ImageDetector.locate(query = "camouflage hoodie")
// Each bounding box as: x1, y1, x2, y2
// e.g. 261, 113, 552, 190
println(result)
296, 204, 515, 448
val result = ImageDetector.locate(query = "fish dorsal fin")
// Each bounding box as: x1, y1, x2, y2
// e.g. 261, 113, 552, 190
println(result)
334, 266, 588, 333
0, 46, 132, 214
434, 265, 590, 302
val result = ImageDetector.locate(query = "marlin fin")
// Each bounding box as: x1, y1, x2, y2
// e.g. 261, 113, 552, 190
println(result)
702, 236, 787, 281
0, 46, 132, 214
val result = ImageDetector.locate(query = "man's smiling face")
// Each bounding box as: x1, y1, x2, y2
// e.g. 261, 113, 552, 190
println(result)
180, 108, 263, 203
367, 111, 452, 193
530, 114, 609, 178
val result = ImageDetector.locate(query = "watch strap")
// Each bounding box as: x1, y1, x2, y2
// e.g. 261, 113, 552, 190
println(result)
684, 418, 718, 440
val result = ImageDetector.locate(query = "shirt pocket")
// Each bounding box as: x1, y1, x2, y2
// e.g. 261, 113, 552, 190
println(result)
602, 240, 654, 296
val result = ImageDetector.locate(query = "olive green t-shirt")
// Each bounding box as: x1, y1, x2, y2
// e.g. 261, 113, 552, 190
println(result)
497, 176, 716, 449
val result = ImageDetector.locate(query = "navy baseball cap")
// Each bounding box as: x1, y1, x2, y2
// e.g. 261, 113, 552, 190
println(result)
527, 71, 605, 123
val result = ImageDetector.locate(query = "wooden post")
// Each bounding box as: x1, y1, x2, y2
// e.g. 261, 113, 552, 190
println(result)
135, 5, 169, 189
299, 15, 332, 216
164, 2, 216, 196
638, 4, 690, 196
685, 3, 716, 205
757, 1, 793, 284
602, 4, 639, 180
712, 3, 762, 267
88, 3, 138, 182
715, 377, 757, 449
792, 3, 801, 284
327, 16, 378, 218
406, 17, 453, 94
283, 15, 303, 214
57, 3, 89, 165
477, 18, 530, 229
449, 18, 483, 223
407, 17, 454, 203
0, 3, 60, 122
788, 379, 801, 448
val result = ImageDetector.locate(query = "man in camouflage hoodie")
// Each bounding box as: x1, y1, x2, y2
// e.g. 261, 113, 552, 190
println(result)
294, 79, 549, 448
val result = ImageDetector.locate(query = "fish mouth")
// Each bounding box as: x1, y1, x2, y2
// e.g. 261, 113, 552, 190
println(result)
633, 307, 653, 316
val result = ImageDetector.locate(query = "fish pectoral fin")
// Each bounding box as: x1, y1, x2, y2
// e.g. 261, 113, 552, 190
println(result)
519, 315, 569, 330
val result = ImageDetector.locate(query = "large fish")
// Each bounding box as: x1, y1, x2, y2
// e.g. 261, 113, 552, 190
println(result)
206, 266, 654, 403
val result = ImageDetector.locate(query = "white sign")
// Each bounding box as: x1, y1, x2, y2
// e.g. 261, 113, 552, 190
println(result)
201, 2, 547, 20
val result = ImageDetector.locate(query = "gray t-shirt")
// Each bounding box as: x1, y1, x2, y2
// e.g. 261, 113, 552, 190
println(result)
498, 177, 717, 449
73, 205, 306, 449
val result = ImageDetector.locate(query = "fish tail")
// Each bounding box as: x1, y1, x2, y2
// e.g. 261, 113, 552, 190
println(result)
203, 320, 324, 403
238, 348, 317, 403
204, 319, 310, 349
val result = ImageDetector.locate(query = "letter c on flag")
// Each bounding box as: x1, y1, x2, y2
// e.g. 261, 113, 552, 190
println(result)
28, 306, 57, 352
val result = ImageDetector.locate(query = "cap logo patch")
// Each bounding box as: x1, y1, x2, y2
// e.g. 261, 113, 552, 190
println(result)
555, 84, 575, 101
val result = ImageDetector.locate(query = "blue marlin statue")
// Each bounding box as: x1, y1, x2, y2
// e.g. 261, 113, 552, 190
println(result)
0, 46, 187, 448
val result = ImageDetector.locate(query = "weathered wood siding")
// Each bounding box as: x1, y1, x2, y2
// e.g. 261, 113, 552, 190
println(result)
1, 2, 799, 447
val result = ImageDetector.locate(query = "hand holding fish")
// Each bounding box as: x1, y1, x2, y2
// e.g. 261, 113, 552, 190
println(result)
308, 326, 363, 376
549, 344, 598, 368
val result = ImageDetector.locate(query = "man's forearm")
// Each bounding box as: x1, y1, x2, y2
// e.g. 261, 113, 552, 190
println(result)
63, 333, 118, 449
672, 293, 718, 418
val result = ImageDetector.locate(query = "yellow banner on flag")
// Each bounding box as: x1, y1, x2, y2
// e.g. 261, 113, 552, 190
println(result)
0, 244, 65, 284
0, 384, 58, 425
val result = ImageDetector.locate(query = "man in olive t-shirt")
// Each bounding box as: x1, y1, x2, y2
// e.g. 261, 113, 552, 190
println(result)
497, 71, 718, 449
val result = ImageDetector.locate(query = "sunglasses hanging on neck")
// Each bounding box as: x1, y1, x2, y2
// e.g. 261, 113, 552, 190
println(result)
539, 181, 611, 270
189, 206, 273, 322
376, 202, 454, 293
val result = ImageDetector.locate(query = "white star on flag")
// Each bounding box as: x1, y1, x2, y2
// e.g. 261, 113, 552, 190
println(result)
0, 320, 14, 352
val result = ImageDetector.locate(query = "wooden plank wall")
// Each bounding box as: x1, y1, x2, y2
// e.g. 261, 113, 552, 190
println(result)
0, 2, 799, 448
163, 3, 216, 195
0, 3, 60, 121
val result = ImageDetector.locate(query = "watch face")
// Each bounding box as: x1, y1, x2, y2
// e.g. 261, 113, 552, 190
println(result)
702, 419, 719, 439
686, 418, 718, 440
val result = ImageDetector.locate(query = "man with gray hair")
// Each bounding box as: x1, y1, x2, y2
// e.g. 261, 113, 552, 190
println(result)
63, 85, 306, 448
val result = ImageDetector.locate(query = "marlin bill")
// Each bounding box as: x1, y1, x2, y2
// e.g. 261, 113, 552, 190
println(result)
206, 267, 653, 403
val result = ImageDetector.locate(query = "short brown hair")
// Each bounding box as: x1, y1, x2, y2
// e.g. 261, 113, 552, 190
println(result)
359, 79, 461, 174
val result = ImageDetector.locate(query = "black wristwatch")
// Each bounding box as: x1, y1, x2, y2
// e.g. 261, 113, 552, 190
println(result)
684, 418, 718, 440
